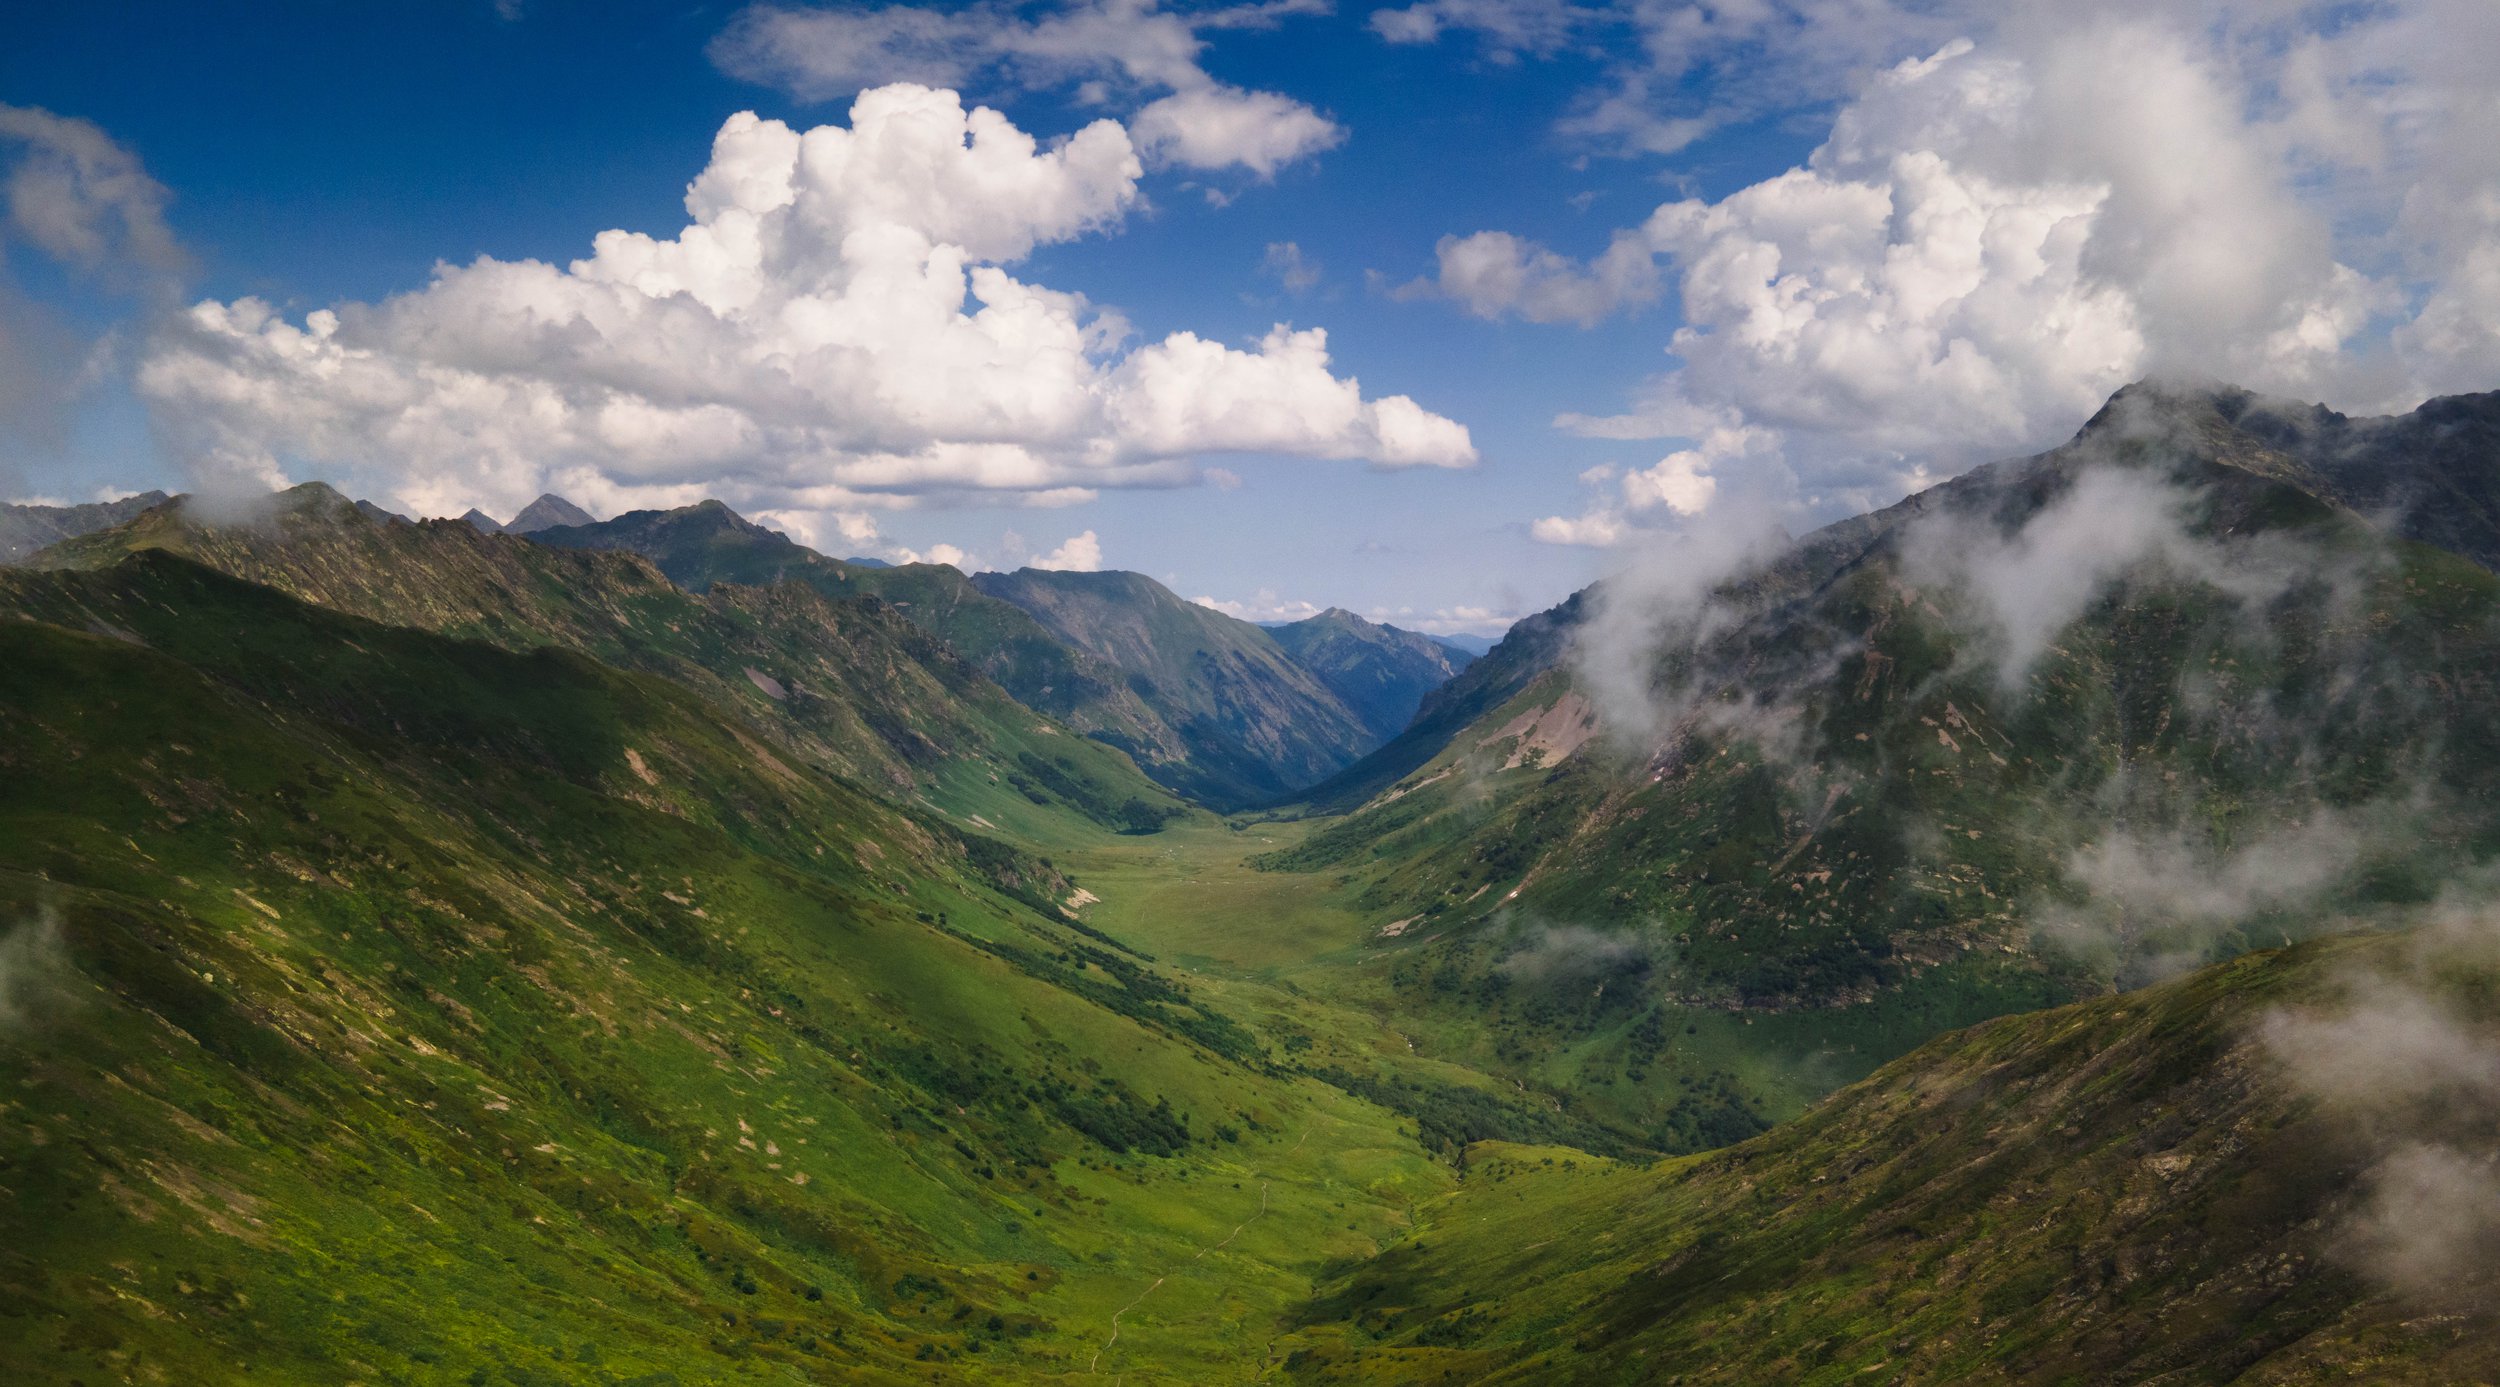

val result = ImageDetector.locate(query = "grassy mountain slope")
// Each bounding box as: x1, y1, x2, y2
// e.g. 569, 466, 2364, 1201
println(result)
529, 503, 1219, 800
1266, 608, 1473, 744
1294, 587, 1591, 814
31, 484, 1182, 836
0, 552, 1445, 1385
973, 568, 1379, 808
1250, 383, 2500, 1151
1274, 927, 2500, 1383
0, 490, 171, 563
6, 488, 2498, 1383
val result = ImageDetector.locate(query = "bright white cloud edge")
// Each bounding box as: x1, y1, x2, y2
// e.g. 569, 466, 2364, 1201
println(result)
136, 85, 1472, 549
1377, 3, 2500, 549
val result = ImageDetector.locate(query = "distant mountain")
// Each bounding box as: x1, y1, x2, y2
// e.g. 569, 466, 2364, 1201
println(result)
529, 502, 1453, 809
972, 568, 1378, 806
1429, 631, 1500, 657
503, 492, 595, 533
1295, 587, 1591, 814
457, 507, 503, 534
29, 482, 1183, 830
0, 490, 169, 563
1266, 607, 1474, 743
524, 501, 1211, 794
843, 554, 894, 568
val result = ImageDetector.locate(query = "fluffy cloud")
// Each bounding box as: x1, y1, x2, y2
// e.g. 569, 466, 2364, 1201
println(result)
1034, 529, 1103, 570
1481, 3, 2500, 544
896, 540, 973, 568
138, 86, 1471, 525
1129, 84, 1343, 176
1195, 589, 1518, 636
0, 905, 71, 1035
1369, 0, 1587, 57
1532, 410, 1771, 547
1394, 226, 1662, 326
2262, 905, 2500, 1305
1193, 589, 1320, 624
0, 105, 183, 277
1105, 324, 1474, 465
1396, 604, 1516, 638
0, 107, 185, 480
712, 0, 1341, 175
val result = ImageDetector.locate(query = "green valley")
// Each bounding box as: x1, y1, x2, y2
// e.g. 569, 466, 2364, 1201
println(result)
6, 382, 2500, 1384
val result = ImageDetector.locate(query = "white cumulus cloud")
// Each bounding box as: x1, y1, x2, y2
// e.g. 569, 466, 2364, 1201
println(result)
1192, 589, 1320, 623
1130, 84, 1343, 176
137, 86, 1472, 528
1488, 3, 2500, 545
1034, 529, 1103, 570
1533, 409, 1770, 546
712, 0, 1341, 175
1395, 226, 1663, 326
1260, 241, 1320, 293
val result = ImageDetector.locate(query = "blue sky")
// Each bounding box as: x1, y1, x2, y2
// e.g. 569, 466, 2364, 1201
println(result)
4, 0, 2495, 633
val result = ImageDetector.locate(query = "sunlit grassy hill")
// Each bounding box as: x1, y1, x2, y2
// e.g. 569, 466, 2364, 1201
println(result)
0, 552, 1442, 1384
1275, 927, 2500, 1384
6, 380, 2499, 1385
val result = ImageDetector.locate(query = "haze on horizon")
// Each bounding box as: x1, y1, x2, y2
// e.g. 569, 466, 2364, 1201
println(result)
4, 0, 2497, 636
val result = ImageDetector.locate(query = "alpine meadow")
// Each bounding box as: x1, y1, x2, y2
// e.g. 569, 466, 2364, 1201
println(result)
8, 3, 2500, 1384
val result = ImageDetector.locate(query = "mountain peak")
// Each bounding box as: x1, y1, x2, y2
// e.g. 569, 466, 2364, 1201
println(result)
505, 493, 595, 533
459, 508, 504, 535
262, 480, 410, 527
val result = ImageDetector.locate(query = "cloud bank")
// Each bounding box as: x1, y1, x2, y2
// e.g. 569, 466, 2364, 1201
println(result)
711, 0, 1344, 175
1378, 2, 2500, 546
138, 86, 1471, 531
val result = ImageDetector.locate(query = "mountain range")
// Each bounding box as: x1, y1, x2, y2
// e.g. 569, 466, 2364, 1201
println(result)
5, 379, 2499, 1383
0, 490, 169, 563
525, 500, 1471, 808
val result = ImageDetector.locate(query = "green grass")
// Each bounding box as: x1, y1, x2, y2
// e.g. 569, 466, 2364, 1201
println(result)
11, 442, 2500, 1384
1270, 933, 2500, 1384
1240, 470, 2500, 1151
1071, 819, 1380, 976
0, 559, 1446, 1385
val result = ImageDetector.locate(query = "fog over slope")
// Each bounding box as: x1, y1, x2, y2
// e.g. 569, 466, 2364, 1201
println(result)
1259, 381, 2500, 1148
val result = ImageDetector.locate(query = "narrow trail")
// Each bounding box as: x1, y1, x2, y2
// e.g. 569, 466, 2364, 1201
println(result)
1086, 1124, 1317, 1376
